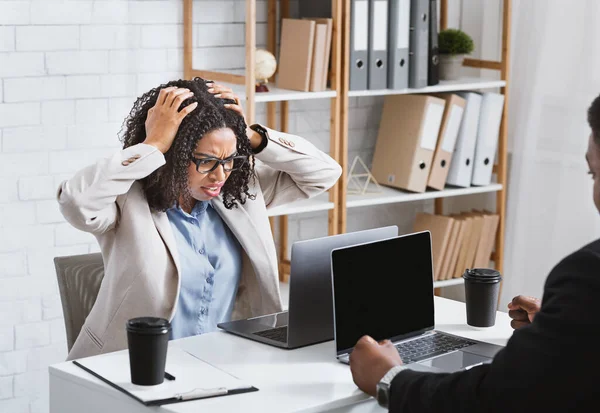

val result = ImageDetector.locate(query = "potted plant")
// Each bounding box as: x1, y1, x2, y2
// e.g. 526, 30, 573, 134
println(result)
438, 28, 475, 81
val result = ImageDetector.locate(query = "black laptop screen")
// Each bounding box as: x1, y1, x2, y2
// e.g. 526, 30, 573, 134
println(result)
331, 231, 435, 353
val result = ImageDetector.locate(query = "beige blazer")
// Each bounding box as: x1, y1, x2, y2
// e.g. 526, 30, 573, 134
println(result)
57, 127, 342, 360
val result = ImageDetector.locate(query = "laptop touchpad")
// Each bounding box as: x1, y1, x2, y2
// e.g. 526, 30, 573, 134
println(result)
417, 351, 491, 372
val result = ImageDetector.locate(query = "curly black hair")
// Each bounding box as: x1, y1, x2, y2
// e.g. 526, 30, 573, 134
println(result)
588, 94, 600, 145
119, 77, 256, 211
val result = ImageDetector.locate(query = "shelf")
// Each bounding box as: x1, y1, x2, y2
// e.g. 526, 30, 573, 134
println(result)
266, 184, 501, 217
348, 77, 506, 98
267, 193, 334, 217
433, 278, 464, 289
226, 83, 337, 103
347, 184, 503, 209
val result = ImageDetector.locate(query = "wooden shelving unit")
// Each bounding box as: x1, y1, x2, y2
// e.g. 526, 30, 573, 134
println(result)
182, 0, 344, 282
335, 0, 512, 295
182, 0, 512, 292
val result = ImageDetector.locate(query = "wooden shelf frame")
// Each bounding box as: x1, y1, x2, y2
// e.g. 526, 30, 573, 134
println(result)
182, 0, 344, 282
336, 0, 512, 296
183, 0, 512, 292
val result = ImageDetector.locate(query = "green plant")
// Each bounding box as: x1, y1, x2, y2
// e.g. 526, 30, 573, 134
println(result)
438, 29, 474, 55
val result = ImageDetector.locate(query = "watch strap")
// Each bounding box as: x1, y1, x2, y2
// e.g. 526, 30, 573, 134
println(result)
249, 123, 269, 154
377, 365, 406, 408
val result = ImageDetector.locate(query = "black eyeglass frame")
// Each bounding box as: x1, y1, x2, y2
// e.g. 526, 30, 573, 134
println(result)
191, 155, 248, 174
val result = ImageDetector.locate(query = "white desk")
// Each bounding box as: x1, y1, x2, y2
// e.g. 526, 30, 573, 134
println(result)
49, 297, 513, 413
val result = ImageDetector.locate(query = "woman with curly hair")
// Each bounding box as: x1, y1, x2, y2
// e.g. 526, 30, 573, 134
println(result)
57, 77, 342, 360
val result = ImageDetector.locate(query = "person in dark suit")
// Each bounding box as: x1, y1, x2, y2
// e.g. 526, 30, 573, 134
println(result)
348, 94, 600, 412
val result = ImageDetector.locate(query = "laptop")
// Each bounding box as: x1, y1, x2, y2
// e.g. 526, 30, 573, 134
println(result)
330, 230, 504, 372
217, 226, 399, 349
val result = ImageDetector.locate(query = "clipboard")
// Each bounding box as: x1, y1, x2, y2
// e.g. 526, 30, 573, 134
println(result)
72, 347, 258, 406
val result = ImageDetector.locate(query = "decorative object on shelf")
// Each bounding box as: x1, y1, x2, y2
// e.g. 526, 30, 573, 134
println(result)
438, 29, 475, 81
255, 48, 277, 92
347, 155, 382, 195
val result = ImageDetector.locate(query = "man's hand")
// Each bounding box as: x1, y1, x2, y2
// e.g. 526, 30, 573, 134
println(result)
349, 336, 403, 398
507, 295, 541, 329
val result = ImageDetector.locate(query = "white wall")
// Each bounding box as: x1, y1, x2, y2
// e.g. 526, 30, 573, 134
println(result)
500, 0, 600, 304
0, 1, 504, 412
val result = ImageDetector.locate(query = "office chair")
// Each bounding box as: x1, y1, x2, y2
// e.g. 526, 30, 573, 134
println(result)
53, 253, 105, 352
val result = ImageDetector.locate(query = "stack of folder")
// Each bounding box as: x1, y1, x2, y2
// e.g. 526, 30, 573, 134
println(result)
298, 0, 440, 91
413, 211, 500, 281
369, 91, 504, 193
277, 18, 333, 92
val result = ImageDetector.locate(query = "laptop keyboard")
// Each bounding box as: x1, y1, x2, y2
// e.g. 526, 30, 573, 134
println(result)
254, 326, 288, 343
394, 333, 475, 364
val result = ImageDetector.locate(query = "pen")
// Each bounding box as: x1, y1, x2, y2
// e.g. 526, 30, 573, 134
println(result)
176, 387, 228, 400
164, 371, 176, 381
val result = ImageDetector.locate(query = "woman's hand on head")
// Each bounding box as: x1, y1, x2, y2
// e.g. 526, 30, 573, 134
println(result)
143, 86, 198, 154
206, 83, 246, 121
207, 83, 262, 149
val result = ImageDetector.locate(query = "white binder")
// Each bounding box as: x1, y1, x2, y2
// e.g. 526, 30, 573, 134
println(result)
446, 91, 482, 187
471, 92, 505, 186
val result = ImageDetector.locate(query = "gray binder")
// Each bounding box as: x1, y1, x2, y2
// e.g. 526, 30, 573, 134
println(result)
350, 0, 370, 90
298, 0, 333, 18
409, 0, 429, 88
368, 0, 389, 90
388, 0, 411, 89
427, 0, 440, 85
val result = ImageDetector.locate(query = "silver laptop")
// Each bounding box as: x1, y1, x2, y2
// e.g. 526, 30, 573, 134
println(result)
217, 226, 398, 349
330, 230, 504, 372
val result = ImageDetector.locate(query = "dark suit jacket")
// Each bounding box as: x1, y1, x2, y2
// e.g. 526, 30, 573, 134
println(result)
390, 239, 600, 412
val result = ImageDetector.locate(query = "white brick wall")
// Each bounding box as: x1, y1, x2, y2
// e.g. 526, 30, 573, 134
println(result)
90, 1, 129, 25
0, 202, 36, 227
16, 27, 79, 52
81, 25, 141, 50
14, 323, 50, 351
4, 77, 67, 103
35, 200, 64, 225
46, 51, 110, 75
0, 53, 45, 77
25, 344, 67, 372
0, 398, 29, 413
0, 2, 30, 26
0, 300, 42, 327
0, 27, 15, 52
75, 99, 108, 124
18, 176, 57, 200
0, 252, 27, 278
30, 2, 93, 26
0, 1, 479, 412
13, 371, 49, 399
0, 375, 13, 400
0, 351, 27, 376
0, 327, 14, 353
0, 178, 19, 203
0, 153, 49, 178
41, 101, 75, 126
0, 103, 41, 127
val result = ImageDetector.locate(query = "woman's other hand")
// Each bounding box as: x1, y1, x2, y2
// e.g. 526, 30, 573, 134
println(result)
206, 83, 262, 150
143, 87, 198, 154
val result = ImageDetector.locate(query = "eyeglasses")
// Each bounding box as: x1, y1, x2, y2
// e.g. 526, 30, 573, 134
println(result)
191, 155, 248, 174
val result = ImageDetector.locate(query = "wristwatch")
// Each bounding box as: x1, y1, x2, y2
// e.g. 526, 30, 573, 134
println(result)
249, 123, 269, 154
376, 365, 406, 408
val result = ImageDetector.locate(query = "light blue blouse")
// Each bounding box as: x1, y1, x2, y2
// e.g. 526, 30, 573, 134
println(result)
166, 201, 242, 340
